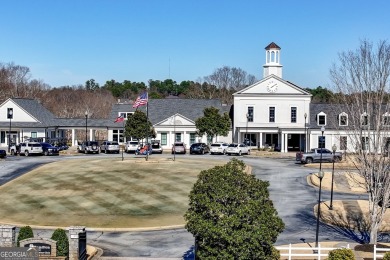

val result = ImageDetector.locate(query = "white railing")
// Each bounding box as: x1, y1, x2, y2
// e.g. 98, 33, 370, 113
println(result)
275, 243, 350, 260
374, 244, 390, 259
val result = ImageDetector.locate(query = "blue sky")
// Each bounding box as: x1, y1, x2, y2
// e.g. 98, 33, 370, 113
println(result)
1, 0, 389, 89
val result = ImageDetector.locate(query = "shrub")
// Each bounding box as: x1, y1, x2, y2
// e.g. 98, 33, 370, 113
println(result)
51, 228, 69, 257
185, 159, 284, 259
328, 248, 355, 260
17, 226, 34, 246
383, 251, 390, 260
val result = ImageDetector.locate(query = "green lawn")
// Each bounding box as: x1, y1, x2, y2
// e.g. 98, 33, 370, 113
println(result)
0, 158, 223, 228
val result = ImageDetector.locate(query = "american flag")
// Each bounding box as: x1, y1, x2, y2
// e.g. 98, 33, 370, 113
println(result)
132, 92, 148, 108
114, 115, 124, 123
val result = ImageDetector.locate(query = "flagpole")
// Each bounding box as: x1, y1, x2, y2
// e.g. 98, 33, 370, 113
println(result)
145, 96, 149, 161
122, 119, 124, 161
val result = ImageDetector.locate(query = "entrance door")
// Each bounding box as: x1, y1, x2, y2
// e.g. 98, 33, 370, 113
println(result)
287, 134, 301, 151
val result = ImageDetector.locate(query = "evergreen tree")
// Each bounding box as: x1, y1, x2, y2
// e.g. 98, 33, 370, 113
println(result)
185, 159, 284, 259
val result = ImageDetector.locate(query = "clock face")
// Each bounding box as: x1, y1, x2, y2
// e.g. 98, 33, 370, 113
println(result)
267, 81, 278, 93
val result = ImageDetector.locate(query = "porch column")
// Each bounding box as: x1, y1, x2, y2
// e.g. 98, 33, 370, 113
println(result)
281, 133, 284, 153
258, 133, 262, 148
71, 129, 76, 146
284, 133, 288, 153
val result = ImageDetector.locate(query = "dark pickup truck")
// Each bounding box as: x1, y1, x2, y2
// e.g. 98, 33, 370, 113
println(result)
296, 148, 343, 164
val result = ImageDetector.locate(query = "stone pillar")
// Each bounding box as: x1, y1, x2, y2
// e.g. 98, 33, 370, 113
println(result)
0, 225, 16, 247
68, 226, 86, 260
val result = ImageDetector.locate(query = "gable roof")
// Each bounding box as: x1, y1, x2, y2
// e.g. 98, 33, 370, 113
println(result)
233, 75, 312, 96
109, 98, 229, 126
0, 98, 57, 128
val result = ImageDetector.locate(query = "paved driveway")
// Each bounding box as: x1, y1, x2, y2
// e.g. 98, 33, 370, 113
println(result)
0, 153, 368, 258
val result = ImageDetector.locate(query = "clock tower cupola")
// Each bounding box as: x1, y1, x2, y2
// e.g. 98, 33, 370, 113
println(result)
263, 42, 283, 78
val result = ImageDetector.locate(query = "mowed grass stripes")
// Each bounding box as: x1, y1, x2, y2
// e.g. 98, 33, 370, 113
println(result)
0, 158, 222, 228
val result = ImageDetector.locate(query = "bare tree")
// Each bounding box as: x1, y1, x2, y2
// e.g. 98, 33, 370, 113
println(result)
0, 62, 48, 102
43, 86, 116, 119
204, 66, 257, 91
330, 39, 390, 244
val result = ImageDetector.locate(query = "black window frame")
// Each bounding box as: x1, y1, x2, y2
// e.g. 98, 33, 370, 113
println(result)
247, 107, 254, 122
269, 107, 275, 123
291, 107, 297, 123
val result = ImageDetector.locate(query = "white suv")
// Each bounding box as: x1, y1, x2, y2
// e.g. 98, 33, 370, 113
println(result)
19, 142, 43, 156
210, 142, 229, 155
125, 141, 140, 153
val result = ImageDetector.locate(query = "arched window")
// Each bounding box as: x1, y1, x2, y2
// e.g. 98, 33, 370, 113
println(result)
361, 112, 369, 126
271, 51, 275, 62
317, 112, 327, 126
339, 112, 348, 126
383, 112, 390, 126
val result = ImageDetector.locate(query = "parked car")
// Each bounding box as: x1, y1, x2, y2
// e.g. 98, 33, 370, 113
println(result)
226, 143, 250, 156
100, 141, 120, 154
40, 142, 60, 156
0, 149, 6, 158
210, 142, 229, 155
78, 141, 100, 154
19, 142, 43, 156
172, 142, 186, 154
151, 141, 163, 154
125, 141, 140, 153
190, 143, 210, 155
296, 148, 343, 164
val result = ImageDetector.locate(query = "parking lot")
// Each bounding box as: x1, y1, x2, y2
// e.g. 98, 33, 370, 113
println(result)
0, 149, 366, 258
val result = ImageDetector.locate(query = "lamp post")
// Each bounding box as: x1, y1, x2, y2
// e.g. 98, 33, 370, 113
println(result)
173, 115, 176, 161
7, 108, 13, 153
304, 113, 307, 152
85, 111, 88, 143
246, 113, 249, 145
319, 126, 325, 173
329, 144, 337, 210
315, 170, 325, 250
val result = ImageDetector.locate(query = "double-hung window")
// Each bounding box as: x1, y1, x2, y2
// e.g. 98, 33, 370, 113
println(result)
291, 107, 297, 123
269, 107, 275, 123
247, 107, 254, 122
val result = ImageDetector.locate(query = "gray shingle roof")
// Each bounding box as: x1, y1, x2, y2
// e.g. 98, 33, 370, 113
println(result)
0, 98, 57, 128
309, 103, 346, 129
109, 99, 228, 126
13, 98, 57, 125
1, 98, 231, 128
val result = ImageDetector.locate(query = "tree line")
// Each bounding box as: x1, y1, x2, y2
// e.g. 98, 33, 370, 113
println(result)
0, 62, 336, 119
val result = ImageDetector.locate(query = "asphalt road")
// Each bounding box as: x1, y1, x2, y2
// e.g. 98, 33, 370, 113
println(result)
0, 152, 372, 258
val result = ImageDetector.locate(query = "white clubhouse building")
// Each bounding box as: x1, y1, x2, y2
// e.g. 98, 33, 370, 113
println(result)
0, 42, 351, 153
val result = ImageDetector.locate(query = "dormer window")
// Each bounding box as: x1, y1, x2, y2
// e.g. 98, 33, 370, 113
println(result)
383, 113, 390, 126
339, 112, 348, 126
361, 112, 369, 126
119, 112, 134, 119
317, 112, 327, 126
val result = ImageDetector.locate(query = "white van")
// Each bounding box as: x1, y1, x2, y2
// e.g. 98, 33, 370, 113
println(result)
19, 142, 43, 156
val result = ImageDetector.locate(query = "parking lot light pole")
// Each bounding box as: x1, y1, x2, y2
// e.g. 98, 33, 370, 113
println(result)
246, 113, 249, 145
7, 108, 13, 153
85, 111, 88, 143
329, 144, 337, 210
315, 170, 325, 250
304, 113, 307, 152
319, 126, 325, 173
